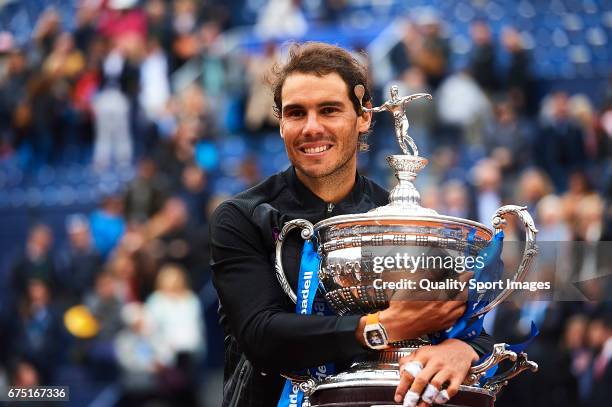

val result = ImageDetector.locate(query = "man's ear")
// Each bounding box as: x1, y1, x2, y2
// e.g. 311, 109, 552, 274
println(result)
357, 101, 373, 133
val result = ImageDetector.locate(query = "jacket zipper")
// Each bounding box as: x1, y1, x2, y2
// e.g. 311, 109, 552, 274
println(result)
326, 202, 335, 216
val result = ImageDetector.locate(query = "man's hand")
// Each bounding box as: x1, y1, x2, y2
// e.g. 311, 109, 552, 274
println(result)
394, 339, 479, 406
354, 272, 471, 346
379, 300, 465, 341
381, 270, 472, 341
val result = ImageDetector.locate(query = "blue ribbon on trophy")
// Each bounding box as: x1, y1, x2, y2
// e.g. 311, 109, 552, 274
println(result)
277, 239, 335, 407
430, 230, 539, 379
432, 230, 506, 343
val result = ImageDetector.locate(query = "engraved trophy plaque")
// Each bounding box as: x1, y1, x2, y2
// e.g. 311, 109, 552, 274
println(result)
275, 86, 539, 406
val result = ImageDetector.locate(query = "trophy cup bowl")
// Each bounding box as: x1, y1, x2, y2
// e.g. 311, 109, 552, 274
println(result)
274, 89, 539, 406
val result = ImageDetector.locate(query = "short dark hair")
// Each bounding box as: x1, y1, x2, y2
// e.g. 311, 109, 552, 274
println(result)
270, 42, 373, 149
270, 42, 372, 116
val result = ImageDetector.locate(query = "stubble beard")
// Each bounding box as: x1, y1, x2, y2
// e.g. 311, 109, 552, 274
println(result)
295, 146, 356, 189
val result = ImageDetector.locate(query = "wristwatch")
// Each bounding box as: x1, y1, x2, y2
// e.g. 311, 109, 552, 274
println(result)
363, 312, 389, 350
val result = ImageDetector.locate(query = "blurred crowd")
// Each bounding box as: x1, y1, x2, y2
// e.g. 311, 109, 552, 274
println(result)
0, 0, 611, 406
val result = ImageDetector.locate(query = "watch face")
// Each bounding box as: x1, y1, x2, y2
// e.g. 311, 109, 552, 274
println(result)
366, 329, 385, 346
364, 323, 388, 349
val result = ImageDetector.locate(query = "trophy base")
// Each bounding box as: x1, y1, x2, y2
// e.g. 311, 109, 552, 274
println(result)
306, 352, 495, 407
310, 385, 494, 407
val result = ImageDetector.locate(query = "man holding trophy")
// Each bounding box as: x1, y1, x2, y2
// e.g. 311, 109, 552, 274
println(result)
210, 42, 537, 407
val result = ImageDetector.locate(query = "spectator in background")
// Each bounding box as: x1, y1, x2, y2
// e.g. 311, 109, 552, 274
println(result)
536, 195, 571, 242
155, 118, 199, 189
501, 26, 533, 115
10, 224, 56, 299
90, 195, 127, 259
389, 20, 417, 78
470, 159, 503, 225
10, 360, 40, 388
412, 9, 450, 89
561, 171, 598, 237
73, 3, 98, 54
107, 253, 143, 303
170, 0, 200, 70
515, 168, 553, 216
56, 214, 102, 303
574, 194, 604, 244
124, 158, 168, 224
144, 0, 174, 53
569, 94, 600, 166
24, 73, 58, 168
42, 32, 85, 81
563, 315, 589, 405
82, 271, 123, 380
0, 46, 29, 154
469, 20, 498, 94
145, 264, 204, 363
420, 186, 442, 213
98, 0, 147, 46
598, 102, 612, 164
483, 98, 534, 174
115, 302, 172, 402
143, 198, 206, 284
244, 41, 279, 133
15, 280, 66, 383
139, 37, 170, 125
137, 36, 170, 155
84, 272, 123, 341
176, 83, 211, 128
255, 0, 308, 39
179, 164, 210, 226
537, 91, 587, 191
31, 8, 62, 62
441, 179, 471, 219
585, 314, 612, 406
436, 69, 492, 146
92, 83, 133, 170
144, 263, 203, 403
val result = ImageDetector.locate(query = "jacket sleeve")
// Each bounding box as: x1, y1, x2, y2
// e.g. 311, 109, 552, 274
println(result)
210, 202, 369, 373
467, 329, 495, 357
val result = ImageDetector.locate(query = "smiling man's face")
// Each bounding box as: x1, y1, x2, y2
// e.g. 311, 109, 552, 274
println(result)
279, 72, 370, 182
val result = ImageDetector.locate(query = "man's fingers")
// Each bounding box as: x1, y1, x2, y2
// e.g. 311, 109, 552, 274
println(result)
429, 370, 451, 391
433, 389, 450, 405
404, 364, 437, 407
416, 370, 450, 406
445, 374, 463, 399
420, 383, 441, 405
395, 360, 421, 403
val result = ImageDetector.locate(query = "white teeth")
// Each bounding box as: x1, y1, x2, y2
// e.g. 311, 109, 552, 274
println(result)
304, 145, 330, 154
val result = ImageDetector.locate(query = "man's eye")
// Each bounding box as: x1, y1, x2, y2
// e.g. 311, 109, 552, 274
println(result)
284, 110, 305, 118
321, 107, 339, 114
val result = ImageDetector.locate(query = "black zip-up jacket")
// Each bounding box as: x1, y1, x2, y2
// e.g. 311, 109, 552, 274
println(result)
210, 167, 494, 406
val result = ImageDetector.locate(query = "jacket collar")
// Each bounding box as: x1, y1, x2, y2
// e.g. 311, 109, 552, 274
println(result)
282, 166, 363, 211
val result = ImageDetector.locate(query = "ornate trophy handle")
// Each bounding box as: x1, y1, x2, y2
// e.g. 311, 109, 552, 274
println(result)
463, 343, 517, 386
275, 219, 315, 304
474, 205, 539, 316
482, 352, 539, 395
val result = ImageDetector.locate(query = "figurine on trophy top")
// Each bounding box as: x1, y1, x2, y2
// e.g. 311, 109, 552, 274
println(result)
355, 84, 436, 216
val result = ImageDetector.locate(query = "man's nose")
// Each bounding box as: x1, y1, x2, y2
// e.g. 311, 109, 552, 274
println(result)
302, 111, 325, 137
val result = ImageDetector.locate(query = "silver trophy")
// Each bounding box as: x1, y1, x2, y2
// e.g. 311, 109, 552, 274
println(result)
275, 86, 538, 406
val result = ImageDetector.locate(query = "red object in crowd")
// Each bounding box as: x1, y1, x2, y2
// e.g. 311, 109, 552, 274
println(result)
72, 70, 101, 114
97, 3, 147, 42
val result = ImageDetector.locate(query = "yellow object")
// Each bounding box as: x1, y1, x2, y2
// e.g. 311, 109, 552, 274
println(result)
64, 305, 99, 338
